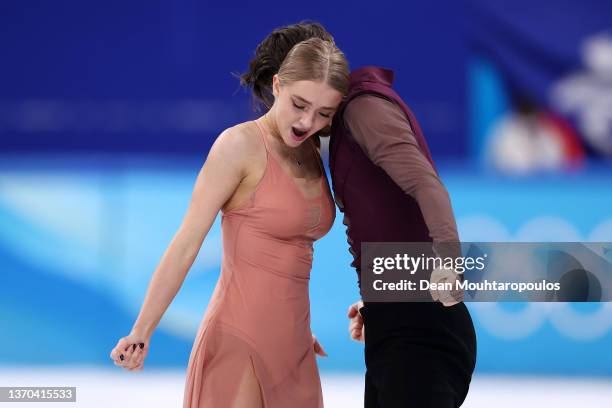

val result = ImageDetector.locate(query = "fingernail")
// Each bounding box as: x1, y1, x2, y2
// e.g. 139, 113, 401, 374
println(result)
139, 343, 144, 349
132, 344, 137, 352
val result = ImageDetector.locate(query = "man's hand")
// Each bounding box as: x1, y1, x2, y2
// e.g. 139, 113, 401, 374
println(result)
347, 300, 365, 343
429, 268, 464, 307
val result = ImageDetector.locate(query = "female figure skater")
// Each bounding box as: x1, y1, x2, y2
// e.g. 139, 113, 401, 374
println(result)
109, 23, 349, 407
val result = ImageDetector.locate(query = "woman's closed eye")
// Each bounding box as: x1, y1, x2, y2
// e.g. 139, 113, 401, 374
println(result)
293, 101, 331, 118
293, 102, 306, 110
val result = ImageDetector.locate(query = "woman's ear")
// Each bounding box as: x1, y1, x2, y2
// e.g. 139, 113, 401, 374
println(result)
272, 74, 280, 99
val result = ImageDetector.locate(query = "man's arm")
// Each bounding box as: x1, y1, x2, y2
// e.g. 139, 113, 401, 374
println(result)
345, 94, 463, 306
344, 94, 460, 257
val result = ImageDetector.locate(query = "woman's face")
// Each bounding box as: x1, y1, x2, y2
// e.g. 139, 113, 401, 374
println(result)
271, 75, 343, 148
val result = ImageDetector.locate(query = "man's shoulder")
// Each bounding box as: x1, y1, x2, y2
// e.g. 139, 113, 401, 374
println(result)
344, 93, 401, 123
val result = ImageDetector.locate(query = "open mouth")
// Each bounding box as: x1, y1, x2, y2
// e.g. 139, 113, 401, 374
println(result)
292, 127, 307, 138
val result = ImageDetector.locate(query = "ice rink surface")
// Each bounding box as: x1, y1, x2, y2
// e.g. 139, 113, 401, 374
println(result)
1, 368, 611, 407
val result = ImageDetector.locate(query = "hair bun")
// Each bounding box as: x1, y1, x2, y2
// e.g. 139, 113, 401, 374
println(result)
240, 22, 334, 111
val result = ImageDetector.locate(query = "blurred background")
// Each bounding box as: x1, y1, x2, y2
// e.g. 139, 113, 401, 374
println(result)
1, 0, 611, 406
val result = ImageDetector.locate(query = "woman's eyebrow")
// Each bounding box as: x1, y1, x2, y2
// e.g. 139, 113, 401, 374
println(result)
293, 95, 335, 111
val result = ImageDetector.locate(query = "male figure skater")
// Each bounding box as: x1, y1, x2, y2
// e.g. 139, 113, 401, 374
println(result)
329, 66, 477, 407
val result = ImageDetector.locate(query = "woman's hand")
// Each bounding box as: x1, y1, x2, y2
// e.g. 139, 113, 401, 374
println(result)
312, 334, 328, 357
109, 332, 150, 372
347, 300, 365, 343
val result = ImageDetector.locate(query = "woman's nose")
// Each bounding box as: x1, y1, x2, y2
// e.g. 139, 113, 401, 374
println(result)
298, 113, 315, 130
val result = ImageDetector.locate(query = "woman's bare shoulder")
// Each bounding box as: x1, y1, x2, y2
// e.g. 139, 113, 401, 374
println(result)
208, 121, 264, 163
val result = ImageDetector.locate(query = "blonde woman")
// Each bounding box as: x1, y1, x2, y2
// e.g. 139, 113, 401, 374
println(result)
109, 22, 348, 408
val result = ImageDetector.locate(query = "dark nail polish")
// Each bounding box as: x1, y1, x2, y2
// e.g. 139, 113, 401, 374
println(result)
139, 343, 144, 349
120, 354, 124, 361
132, 344, 137, 352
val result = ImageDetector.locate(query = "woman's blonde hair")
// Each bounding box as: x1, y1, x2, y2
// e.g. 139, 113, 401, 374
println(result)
241, 21, 349, 110
276, 37, 349, 98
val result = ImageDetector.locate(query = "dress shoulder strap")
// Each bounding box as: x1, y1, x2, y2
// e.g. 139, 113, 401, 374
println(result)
253, 120, 270, 152
308, 138, 325, 175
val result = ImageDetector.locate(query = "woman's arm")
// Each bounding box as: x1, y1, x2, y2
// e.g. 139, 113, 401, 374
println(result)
110, 125, 253, 369
130, 127, 249, 338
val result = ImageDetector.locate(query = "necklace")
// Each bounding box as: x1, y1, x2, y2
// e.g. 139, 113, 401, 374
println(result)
260, 113, 303, 167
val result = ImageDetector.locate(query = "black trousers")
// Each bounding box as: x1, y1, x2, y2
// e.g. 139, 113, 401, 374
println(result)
360, 302, 477, 408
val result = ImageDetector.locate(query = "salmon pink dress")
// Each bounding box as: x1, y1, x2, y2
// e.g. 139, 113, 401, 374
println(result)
183, 120, 335, 407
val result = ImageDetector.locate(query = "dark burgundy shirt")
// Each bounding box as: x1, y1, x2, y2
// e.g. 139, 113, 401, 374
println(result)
330, 66, 459, 289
